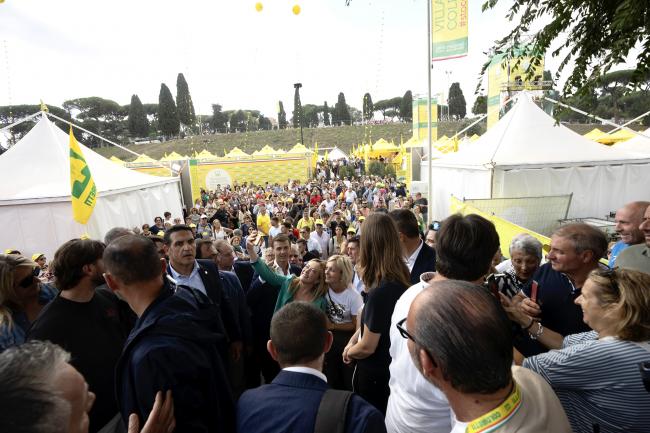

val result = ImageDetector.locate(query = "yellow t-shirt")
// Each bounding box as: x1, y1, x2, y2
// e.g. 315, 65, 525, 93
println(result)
296, 217, 315, 231
257, 213, 271, 236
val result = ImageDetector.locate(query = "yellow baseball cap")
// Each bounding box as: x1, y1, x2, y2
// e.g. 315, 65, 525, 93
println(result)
315, 219, 324, 225
31, 253, 45, 262
347, 227, 356, 233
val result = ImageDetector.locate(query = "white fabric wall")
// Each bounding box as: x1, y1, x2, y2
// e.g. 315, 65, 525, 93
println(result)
0, 182, 182, 260
493, 163, 650, 218
420, 162, 492, 220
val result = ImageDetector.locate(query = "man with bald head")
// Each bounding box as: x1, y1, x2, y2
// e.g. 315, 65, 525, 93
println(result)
402, 280, 571, 433
609, 201, 650, 267
617, 203, 650, 275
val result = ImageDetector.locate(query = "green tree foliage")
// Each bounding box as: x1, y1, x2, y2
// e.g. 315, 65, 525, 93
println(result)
229, 110, 246, 132
348, 106, 362, 123
210, 104, 229, 133
158, 83, 180, 137
374, 96, 403, 120
259, 115, 273, 130
127, 94, 149, 137
63, 97, 127, 145
335, 93, 351, 125
472, 95, 487, 115
362, 93, 374, 120
302, 104, 320, 128
400, 90, 413, 122
448, 83, 467, 120
482, 0, 650, 97
323, 101, 331, 126
278, 101, 288, 129
293, 87, 303, 129
176, 73, 196, 127
0, 104, 71, 145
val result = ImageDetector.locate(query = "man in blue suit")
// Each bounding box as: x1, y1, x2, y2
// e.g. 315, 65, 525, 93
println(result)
389, 209, 436, 285
237, 302, 386, 433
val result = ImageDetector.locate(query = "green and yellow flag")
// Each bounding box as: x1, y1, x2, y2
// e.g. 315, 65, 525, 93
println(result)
69, 127, 97, 224
431, 0, 468, 61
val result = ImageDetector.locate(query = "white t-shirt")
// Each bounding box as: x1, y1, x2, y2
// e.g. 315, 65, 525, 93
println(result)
385, 276, 453, 433
326, 287, 363, 324
269, 225, 282, 238
310, 231, 330, 259
213, 228, 227, 240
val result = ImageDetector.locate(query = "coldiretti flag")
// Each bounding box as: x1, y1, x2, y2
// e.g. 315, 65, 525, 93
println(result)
431, 0, 468, 61
69, 127, 97, 224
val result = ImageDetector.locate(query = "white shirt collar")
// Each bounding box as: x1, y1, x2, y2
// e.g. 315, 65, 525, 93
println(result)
283, 366, 327, 383
405, 239, 424, 271
169, 260, 200, 279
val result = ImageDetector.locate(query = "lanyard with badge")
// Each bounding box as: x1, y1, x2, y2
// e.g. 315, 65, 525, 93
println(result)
465, 384, 521, 433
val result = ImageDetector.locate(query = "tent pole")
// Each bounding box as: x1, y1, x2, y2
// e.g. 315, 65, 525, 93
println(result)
543, 97, 650, 140
45, 111, 141, 157
606, 110, 650, 134
0, 111, 43, 133
426, 0, 433, 226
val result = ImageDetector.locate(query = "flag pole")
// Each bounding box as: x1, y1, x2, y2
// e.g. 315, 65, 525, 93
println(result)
426, 0, 433, 226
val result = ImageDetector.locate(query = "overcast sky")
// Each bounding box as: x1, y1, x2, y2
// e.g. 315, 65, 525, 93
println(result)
0, 0, 593, 119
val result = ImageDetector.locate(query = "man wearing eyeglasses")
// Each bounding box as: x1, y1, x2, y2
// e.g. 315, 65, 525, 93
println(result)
617, 203, 650, 275
401, 280, 571, 433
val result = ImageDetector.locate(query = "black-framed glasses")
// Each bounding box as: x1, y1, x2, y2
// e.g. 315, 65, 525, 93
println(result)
396, 317, 416, 342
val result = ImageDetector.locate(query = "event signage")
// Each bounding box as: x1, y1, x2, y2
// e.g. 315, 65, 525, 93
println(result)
69, 127, 97, 225
431, 0, 468, 61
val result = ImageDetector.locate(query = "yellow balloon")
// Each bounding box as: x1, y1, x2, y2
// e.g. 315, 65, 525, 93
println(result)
292, 4, 301, 15
255, 2, 263, 12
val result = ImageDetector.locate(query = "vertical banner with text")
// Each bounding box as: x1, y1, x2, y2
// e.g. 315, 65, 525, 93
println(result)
431, 0, 468, 61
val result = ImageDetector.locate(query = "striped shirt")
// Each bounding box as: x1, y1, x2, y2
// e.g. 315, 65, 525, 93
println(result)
524, 331, 650, 433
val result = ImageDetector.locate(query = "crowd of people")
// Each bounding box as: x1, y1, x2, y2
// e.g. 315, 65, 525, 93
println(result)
0, 172, 649, 433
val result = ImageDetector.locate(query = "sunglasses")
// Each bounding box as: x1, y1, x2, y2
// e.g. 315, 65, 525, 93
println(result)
17, 269, 38, 288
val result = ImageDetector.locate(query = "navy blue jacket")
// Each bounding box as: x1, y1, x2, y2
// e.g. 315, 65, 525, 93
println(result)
237, 370, 386, 433
409, 242, 437, 285
219, 270, 252, 344
116, 284, 235, 433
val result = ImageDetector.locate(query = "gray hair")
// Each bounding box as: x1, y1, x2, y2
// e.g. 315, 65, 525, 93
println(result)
0, 341, 71, 433
104, 227, 135, 245
509, 233, 543, 260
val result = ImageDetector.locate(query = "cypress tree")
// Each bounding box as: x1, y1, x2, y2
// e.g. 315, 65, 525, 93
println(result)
323, 101, 330, 126
293, 87, 303, 129
400, 90, 413, 121
362, 93, 374, 120
278, 101, 288, 129
158, 83, 180, 137
335, 92, 351, 125
128, 94, 149, 137
176, 73, 196, 126
448, 82, 467, 120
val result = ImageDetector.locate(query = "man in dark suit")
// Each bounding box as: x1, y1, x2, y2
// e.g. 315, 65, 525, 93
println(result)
245, 234, 301, 387
163, 225, 242, 363
389, 209, 436, 285
237, 302, 386, 433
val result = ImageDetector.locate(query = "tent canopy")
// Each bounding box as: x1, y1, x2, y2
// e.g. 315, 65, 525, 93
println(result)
287, 143, 311, 154
0, 116, 178, 202
429, 95, 650, 170
131, 153, 158, 164
614, 127, 650, 155
160, 151, 186, 161
225, 147, 250, 158
327, 147, 348, 161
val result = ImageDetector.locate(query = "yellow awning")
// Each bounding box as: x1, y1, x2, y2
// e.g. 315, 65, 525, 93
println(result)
109, 156, 125, 165
583, 128, 605, 141
131, 153, 158, 164
194, 149, 217, 159
224, 147, 250, 158
160, 151, 186, 161
287, 143, 310, 154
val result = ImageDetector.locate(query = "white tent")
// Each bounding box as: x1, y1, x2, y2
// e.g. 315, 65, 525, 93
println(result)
421, 95, 650, 220
614, 127, 650, 156
327, 147, 348, 161
0, 115, 183, 258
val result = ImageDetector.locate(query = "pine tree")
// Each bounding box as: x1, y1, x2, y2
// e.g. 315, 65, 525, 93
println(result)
323, 101, 330, 126
335, 92, 351, 125
278, 101, 288, 129
176, 73, 196, 127
293, 87, 303, 129
128, 94, 149, 137
400, 90, 413, 121
472, 95, 487, 115
158, 83, 180, 137
448, 82, 467, 120
362, 93, 374, 121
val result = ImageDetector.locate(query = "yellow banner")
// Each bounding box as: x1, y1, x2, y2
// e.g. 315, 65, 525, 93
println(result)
450, 196, 550, 259
431, 0, 468, 61
412, 96, 438, 142
69, 128, 97, 225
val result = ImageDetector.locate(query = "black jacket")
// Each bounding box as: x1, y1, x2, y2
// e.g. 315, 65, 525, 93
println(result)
116, 284, 235, 432
409, 242, 437, 285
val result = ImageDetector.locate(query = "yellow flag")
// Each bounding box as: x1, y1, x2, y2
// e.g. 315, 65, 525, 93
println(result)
69, 127, 97, 224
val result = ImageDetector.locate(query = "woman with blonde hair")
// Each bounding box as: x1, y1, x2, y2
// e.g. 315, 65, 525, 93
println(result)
245, 239, 327, 313
506, 268, 650, 432
324, 254, 363, 390
0, 254, 57, 351
343, 212, 410, 413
